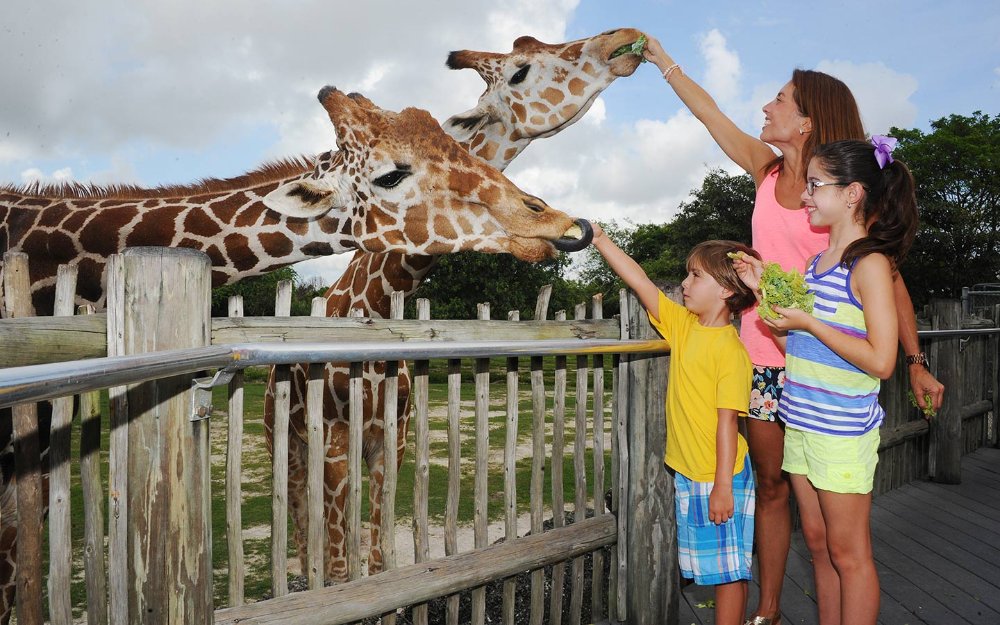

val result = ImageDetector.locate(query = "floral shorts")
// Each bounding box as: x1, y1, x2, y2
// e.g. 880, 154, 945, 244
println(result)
748, 366, 785, 422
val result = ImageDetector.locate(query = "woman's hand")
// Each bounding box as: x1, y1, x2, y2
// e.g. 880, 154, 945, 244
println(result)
590, 222, 606, 243
642, 34, 669, 66
763, 305, 815, 333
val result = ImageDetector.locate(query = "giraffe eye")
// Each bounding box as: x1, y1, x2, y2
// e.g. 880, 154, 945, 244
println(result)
373, 170, 410, 189
510, 65, 530, 85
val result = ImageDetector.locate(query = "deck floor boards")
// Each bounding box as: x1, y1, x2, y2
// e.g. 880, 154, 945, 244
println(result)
674, 447, 1000, 624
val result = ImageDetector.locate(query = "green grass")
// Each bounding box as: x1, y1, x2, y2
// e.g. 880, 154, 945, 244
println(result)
51, 356, 613, 614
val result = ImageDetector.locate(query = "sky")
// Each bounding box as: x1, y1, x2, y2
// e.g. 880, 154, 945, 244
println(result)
2, 0, 998, 284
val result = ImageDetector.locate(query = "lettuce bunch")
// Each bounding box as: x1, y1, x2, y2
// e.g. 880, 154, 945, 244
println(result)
610, 34, 647, 61
756, 262, 814, 320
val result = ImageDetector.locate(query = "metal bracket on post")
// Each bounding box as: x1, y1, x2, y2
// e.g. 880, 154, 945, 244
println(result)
190, 369, 237, 421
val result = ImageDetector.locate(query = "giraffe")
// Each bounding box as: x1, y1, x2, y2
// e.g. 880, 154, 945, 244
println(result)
0, 87, 592, 622
266, 28, 646, 583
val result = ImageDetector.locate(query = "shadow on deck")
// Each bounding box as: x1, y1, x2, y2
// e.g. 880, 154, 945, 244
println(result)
680, 447, 1000, 625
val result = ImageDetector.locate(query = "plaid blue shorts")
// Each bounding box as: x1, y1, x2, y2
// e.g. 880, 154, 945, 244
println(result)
674, 457, 755, 585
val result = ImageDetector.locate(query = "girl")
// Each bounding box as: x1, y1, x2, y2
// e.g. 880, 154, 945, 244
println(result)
734, 137, 918, 625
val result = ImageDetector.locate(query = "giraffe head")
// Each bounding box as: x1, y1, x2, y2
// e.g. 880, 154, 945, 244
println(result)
444, 28, 645, 165
265, 88, 592, 261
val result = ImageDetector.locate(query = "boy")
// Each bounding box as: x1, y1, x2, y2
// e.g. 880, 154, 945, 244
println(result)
591, 227, 758, 625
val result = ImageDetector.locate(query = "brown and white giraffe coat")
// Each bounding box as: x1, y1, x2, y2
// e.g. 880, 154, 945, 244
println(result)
266, 28, 645, 584
0, 84, 598, 621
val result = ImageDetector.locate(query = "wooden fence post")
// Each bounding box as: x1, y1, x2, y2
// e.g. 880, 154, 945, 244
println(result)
623, 291, 677, 624
931, 299, 963, 484
3, 251, 44, 625
110, 247, 213, 624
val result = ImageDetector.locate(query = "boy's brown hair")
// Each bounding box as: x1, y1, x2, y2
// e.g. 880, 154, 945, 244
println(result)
686, 240, 761, 315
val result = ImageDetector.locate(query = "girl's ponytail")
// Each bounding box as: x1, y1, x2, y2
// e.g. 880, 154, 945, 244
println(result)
812, 138, 919, 270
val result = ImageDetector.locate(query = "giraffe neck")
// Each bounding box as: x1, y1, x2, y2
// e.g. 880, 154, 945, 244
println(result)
0, 160, 356, 314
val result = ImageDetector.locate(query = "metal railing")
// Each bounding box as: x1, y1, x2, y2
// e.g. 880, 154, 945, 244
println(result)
0, 338, 669, 408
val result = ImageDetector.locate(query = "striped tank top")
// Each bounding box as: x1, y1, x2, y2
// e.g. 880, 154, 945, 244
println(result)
779, 254, 885, 436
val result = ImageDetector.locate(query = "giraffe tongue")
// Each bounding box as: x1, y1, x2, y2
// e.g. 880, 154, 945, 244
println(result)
553, 219, 593, 253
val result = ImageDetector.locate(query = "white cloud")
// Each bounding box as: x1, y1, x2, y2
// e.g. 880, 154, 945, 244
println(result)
0, 0, 580, 175
815, 60, 918, 134
699, 29, 742, 105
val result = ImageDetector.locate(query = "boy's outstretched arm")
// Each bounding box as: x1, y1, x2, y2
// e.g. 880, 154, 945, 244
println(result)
592, 224, 661, 320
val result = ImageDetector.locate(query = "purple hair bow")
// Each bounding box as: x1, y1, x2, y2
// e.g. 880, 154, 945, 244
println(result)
871, 134, 897, 169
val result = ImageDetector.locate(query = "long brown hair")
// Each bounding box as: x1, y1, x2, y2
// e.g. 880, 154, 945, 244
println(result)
812, 140, 918, 270
763, 69, 865, 178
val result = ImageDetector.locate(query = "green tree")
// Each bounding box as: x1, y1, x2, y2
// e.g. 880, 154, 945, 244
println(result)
659, 168, 755, 280
891, 112, 1000, 307
211, 267, 325, 316
407, 251, 580, 320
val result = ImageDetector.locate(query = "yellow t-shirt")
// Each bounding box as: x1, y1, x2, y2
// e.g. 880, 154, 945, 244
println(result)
647, 291, 752, 482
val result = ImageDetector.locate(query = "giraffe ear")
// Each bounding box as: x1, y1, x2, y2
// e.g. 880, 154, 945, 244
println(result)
444, 102, 491, 146
263, 179, 347, 219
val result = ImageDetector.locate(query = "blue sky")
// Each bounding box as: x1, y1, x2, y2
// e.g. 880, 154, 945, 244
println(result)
2, 0, 997, 282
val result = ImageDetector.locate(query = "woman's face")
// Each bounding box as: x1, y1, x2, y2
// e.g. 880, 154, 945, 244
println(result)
761, 81, 808, 144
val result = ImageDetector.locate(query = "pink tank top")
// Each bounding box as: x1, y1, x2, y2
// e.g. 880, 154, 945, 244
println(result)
742, 167, 829, 367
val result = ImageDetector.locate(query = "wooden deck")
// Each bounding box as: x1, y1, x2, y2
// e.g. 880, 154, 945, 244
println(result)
679, 446, 1000, 625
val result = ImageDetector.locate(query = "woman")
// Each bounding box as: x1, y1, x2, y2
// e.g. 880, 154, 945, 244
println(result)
641, 35, 944, 625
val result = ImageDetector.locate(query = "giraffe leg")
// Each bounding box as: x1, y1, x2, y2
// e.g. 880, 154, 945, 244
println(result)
366, 452, 385, 575
286, 431, 311, 579
323, 450, 350, 583
0, 478, 17, 625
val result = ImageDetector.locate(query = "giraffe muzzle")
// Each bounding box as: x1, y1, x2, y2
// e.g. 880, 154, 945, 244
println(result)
553, 219, 594, 253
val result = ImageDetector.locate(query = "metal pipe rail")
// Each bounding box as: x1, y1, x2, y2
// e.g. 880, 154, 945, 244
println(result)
0, 338, 669, 408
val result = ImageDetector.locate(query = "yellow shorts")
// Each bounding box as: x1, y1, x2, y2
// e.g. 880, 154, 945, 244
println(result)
782, 426, 879, 494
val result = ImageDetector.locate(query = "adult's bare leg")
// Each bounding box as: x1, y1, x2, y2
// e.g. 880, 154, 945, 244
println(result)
745, 418, 790, 621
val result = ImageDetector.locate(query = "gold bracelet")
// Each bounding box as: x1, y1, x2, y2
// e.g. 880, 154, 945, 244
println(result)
662, 63, 681, 82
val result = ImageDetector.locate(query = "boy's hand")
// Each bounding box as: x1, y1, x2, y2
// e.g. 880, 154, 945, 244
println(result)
731, 253, 764, 296
763, 305, 814, 333
708, 483, 734, 525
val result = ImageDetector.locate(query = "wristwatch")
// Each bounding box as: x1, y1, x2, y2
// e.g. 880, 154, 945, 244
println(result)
905, 352, 929, 367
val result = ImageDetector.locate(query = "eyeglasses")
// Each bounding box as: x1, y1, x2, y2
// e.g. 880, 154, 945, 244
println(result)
806, 179, 846, 196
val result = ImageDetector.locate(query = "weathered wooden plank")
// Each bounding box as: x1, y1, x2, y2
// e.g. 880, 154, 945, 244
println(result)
590, 294, 606, 621
212, 317, 620, 344
549, 310, 567, 625
347, 357, 364, 581
614, 289, 630, 622
624, 290, 676, 624
0, 316, 621, 367
469, 303, 491, 625
380, 291, 404, 625
529, 351, 547, 625
47, 265, 77, 625
306, 298, 327, 589
271, 281, 292, 598
0, 313, 107, 366
445, 355, 462, 625
878, 418, 929, 450
226, 296, 246, 606
502, 309, 520, 625
78, 305, 108, 625
117, 248, 212, 624
570, 302, 588, 625
412, 299, 431, 625
106, 254, 129, 625
4, 252, 44, 625
931, 300, 963, 483
214, 515, 617, 625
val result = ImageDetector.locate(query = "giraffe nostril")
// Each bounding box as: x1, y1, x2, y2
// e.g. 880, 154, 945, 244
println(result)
524, 201, 545, 214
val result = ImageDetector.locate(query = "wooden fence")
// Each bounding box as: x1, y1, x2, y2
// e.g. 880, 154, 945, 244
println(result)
1, 247, 998, 624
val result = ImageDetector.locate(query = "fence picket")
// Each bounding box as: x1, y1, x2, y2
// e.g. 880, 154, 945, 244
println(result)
271, 280, 292, 597
380, 291, 404, 625
48, 265, 77, 625
306, 298, 327, 588
412, 298, 431, 625
226, 295, 246, 606
590, 294, 606, 620
549, 309, 568, 625
570, 302, 588, 625
502, 309, 520, 625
